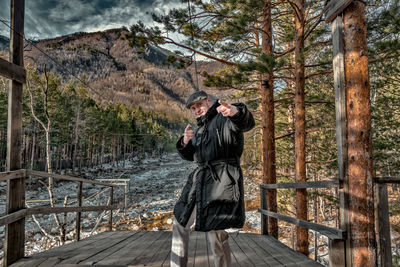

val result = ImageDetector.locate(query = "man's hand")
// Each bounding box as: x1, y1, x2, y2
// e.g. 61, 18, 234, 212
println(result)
183, 124, 194, 145
216, 100, 238, 117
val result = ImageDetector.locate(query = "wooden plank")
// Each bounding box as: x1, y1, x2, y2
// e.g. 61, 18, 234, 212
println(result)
36, 256, 63, 266
377, 184, 392, 267
332, 15, 347, 185
249, 234, 322, 267
374, 177, 400, 184
27, 204, 117, 215
0, 169, 25, 181
96, 231, 161, 265
324, 0, 354, 23
260, 187, 268, 235
124, 231, 165, 265
260, 179, 339, 189
108, 187, 113, 231
29, 231, 115, 259
147, 231, 172, 267
128, 231, 170, 266
271, 235, 324, 266
27, 170, 117, 187
0, 209, 27, 226
0, 57, 26, 83
59, 231, 139, 264
329, 239, 346, 267
234, 233, 271, 266
5, 0, 25, 265
229, 233, 255, 266
79, 231, 144, 264
8, 257, 48, 267
258, 208, 345, 240
238, 233, 283, 266
98, 179, 130, 182
332, 15, 351, 267
248, 234, 296, 266
75, 181, 82, 241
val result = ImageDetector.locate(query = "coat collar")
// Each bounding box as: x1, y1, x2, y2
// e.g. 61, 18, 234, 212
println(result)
196, 100, 220, 126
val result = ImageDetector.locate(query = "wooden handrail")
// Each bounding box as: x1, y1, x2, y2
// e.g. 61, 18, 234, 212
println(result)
98, 179, 130, 182
0, 169, 121, 245
260, 179, 339, 189
0, 169, 119, 187
259, 184, 344, 239
27, 170, 118, 187
0, 204, 118, 227
27, 204, 118, 215
374, 177, 400, 184
258, 208, 345, 240
0, 209, 27, 226
0, 169, 26, 182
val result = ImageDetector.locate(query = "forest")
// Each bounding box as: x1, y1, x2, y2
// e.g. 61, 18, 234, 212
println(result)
1, 0, 400, 265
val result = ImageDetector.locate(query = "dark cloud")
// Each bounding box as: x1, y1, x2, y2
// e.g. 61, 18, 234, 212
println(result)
0, 0, 182, 39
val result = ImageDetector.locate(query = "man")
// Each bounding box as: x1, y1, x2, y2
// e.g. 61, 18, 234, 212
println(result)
171, 90, 255, 267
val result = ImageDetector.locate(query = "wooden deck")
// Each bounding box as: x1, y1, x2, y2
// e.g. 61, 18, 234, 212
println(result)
10, 230, 323, 267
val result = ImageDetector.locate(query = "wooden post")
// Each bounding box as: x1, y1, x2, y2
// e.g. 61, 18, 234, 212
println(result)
329, 239, 346, 267
376, 184, 392, 267
332, 15, 350, 267
260, 187, 268, 235
76, 181, 82, 241
5, 0, 25, 266
344, 1, 377, 265
124, 183, 127, 210
313, 199, 318, 261
108, 186, 113, 231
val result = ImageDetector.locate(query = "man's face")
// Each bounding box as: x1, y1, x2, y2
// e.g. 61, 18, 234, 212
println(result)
189, 98, 211, 118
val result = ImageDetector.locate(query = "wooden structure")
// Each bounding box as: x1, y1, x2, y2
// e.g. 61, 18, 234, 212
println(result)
0, 170, 117, 241
98, 178, 130, 210
259, 1, 391, 267
1, 0, 26, 266
0, 0, 397, 266
9, 230, 323, 267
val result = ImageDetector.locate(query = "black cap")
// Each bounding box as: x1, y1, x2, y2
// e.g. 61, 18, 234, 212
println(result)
185, 91, 208, 109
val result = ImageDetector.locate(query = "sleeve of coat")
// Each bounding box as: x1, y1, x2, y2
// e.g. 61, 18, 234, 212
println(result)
228, 103, 255, 132
176, 136, 195, 161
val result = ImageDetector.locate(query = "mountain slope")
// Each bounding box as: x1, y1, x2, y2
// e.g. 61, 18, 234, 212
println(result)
0, 28, 226, 118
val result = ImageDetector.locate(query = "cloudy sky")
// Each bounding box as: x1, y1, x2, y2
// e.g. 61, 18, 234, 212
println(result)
0, 0, 182, 39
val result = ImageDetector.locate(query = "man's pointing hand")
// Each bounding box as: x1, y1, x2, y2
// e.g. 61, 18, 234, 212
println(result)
216, 100, 238, 117
183, 124, 194, 145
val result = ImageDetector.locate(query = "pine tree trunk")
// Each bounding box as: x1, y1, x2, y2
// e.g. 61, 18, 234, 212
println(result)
261, 0, 277, 238
344, 2, 377, 265
91, 135, 95, 167
101, 134, 105, 165
294, 0, 308, 255
72, 106, 81, 173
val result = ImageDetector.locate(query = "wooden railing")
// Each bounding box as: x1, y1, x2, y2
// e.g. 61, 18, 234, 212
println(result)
259, 179, 345, 267
259, 178, 399, 267
0, 169, 119, 262
375, 177, 400, 267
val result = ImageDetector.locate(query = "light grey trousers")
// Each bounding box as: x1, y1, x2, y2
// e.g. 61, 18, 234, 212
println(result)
170, 208, 232, 267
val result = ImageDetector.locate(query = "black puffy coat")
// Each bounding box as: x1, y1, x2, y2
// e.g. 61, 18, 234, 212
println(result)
174, 100, 255, 231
